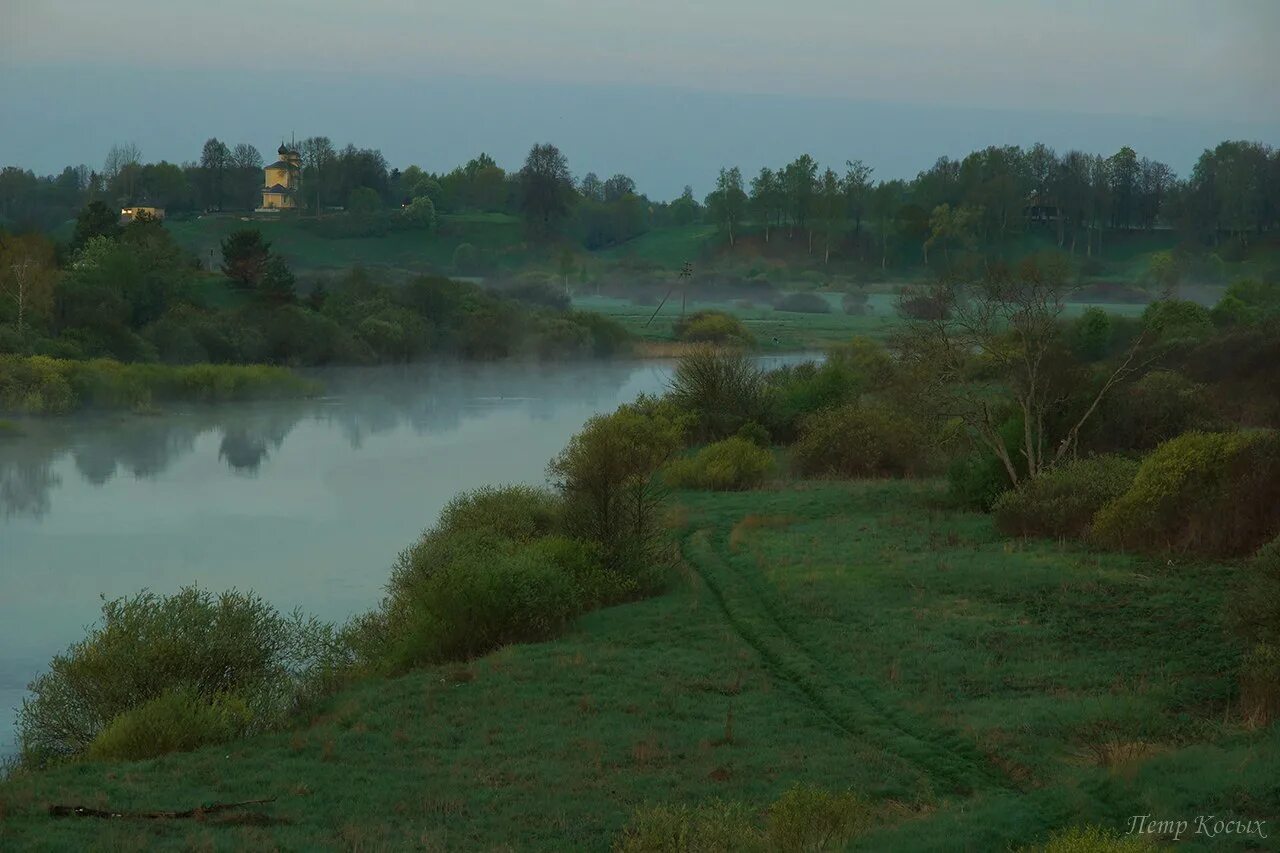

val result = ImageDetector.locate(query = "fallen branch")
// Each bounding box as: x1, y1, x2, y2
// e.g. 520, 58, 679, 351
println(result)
48, 798, 275, 820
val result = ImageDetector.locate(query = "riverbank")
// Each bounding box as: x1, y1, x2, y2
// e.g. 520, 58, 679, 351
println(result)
0, 356, 319, 416
2, 477, 1271, 850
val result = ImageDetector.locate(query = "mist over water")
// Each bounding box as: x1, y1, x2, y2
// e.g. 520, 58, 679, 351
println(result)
0, 355, 811, 756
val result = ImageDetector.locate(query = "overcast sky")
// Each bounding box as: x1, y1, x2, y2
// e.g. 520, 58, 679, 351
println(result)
3, 0, 1277, 197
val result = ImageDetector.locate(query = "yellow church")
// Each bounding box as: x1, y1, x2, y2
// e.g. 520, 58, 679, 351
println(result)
259, 143, 302, 211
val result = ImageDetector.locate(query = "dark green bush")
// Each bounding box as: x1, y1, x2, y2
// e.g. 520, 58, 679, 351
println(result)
549, 403, 683, 574
1092, 430, 1280, 557
435, 484, 562, 543
668, 347, 770, 442
87, 690, 253, 762
1142, 299, 1213, 343
792, 402, 926, 478
18, 587, 335, 767
664, 437, 775, 491
673, 310, 755, 345
1086, 370, 1212, 452
993, 455, 1140, 539
842, 291, 870, 315
1229, 537, 1280, 648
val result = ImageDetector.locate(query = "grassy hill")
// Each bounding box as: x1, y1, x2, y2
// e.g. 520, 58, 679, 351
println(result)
1, 478, 1271, 851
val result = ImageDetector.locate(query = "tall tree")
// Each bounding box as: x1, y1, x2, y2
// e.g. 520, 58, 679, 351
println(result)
518, 143, 574, 240
782, 154, 818, 250
749, 167, 780, 242
220, 229, 271, 289
199, 138, 231, 211
103, 142, 142, 202
300, 136, 335, 213
0, 233, 56, 335
705, 166, 747, 247
817, 167, 844, 264
843, 159, 873, 252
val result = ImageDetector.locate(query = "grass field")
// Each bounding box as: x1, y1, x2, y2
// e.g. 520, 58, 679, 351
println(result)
2, 478, 1271, 851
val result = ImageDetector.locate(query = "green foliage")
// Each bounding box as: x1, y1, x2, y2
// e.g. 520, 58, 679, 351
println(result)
1069, 307, 1112, 361
87, 690, 253, 762
1092, 429, 1280, 557
765, 784, 874, 852
765, 353, 871, 441
792, 402, 925, 478
616, 800, 762, 852
1086, 370, 1211, 452
664, 437, 775, 491
435, 484, 563, 543
549, 403, 683, 573
668, 347, 769, 442
1229, 538, 1280, 648
401, 195, 437, 230
1026, 825, 1156, 852
18, 587, 335, 767
993, 455, 1140, 540
220, 229, 270, 288
0, 355, 316, 414
1141, 299, 1213, 342
672, 310, 754, 346
1211, 278, 1280, 326
947, 415, 1026, 510
347, 186, 382, 214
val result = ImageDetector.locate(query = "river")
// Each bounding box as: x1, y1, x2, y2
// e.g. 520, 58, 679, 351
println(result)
0, 354, 813, 757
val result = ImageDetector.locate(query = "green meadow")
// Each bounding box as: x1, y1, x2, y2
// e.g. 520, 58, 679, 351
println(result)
2, 478, 1270, 851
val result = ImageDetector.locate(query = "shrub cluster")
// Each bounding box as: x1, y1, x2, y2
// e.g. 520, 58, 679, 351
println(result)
0, 355, 318, 415
993, 455, 1140, 540
667, 347, 769, 442
673, 310, 755, 346
1091, 430, 1280, 557
792, 402, 926, 478
17, 587, 336, 767
664, 437, 775, 491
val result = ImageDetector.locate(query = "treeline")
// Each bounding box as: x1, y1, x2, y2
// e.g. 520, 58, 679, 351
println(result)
0, 206, 630, 380
3, 137, 1277, 263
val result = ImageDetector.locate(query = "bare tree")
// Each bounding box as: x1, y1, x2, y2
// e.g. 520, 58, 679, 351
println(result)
893, 258, 1149, 487
103, 142, 142, 202
300, 136, 335, 214
0, 234, 57, 335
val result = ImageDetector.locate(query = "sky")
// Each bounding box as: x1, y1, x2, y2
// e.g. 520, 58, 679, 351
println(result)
2, 0, 1277, 198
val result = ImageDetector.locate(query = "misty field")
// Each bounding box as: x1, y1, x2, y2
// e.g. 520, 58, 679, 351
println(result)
2, 478, 1271, 851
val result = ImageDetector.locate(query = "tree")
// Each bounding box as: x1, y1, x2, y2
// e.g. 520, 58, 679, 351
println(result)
220, 229, 270, 289
817, 167, 844, 264
579, 172, 604, 202
347, 186, 381, 213
602, 174, 636, 203
0, 233, 56, 334
103, 142, 142, 202
868, 180, 903, 270
924, 204, 978, 264
893, 258, 1149, 488
843, 159, 873, 253
402, 195, 437, 230
782, 154, 818, 249
519, 143, 574, 240
259, 255, 296, 304
230, 143, 264, 209
199, 138, 232, 210
705, 166, 747, 247
749, 167, 781, 242
668, 186, 700, 226
71, 201, 122, 250
300, 136, 335, 213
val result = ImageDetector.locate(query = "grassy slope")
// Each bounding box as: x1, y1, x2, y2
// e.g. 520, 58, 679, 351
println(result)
2, 479, 1273, 851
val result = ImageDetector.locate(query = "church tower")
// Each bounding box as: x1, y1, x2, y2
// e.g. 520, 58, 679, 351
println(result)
260, 142, 302, 210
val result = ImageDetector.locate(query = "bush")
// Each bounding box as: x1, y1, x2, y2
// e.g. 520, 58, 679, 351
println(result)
436, 484, 562, 543
993, 455, 1140, 540
549, 403, 683, 574
18, 587, 334, 767
765, 785, 874, 852
1092, 430, 1280, 557
673, 310, 755, 345
664, 437, 775, 491
384, 542, 580, 668
792, 402, 925, 478
1229, 538, 1280, 648
1026, 825, 1156, 852
1086, 370, 1212, 452
668, 347, 770, 441
616, 801, 762, 852
0, 354, 75, 414
87, 690, 253, 762
773, 292, 831, 313
567, 311, 632, 357
1142, 299, 1213, 343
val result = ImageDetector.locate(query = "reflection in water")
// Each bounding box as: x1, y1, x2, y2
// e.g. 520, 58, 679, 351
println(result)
0, 355, 814, 756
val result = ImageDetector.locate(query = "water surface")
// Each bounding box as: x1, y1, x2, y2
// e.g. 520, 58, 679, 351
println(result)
0, 355, 809, 756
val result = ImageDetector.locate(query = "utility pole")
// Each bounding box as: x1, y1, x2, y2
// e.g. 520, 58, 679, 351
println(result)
679, 260, 693, 320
